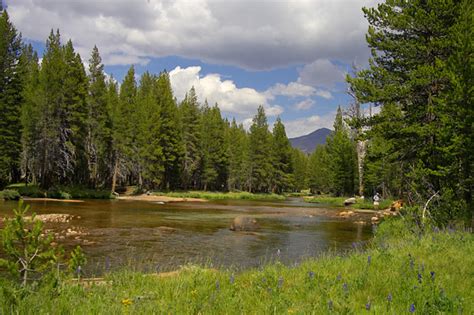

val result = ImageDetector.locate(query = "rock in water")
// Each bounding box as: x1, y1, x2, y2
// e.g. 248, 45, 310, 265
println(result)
230, 216, 259, 231
344, 197, 356, 206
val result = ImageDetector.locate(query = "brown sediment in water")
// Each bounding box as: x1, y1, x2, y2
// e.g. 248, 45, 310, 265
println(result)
118, 194, 207, 203
22, 197, 84, 203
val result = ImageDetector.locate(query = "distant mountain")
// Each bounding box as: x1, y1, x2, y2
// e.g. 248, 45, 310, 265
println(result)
289, 128, 332, 153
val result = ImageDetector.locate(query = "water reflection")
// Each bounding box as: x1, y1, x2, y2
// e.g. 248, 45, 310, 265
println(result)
0, 198, 372, 274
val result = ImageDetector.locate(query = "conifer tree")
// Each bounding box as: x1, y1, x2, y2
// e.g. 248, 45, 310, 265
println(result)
271, 117, 293, 193
179, 87, 202, 189
248, 106, 273, 193
291, 148, 308, 192
0, 8, 24, 188
326, 107, 357, 196
227, 119, 250, 191
155, 72, 183, 189
307, 145, 331, 194
87, 46, 113, 187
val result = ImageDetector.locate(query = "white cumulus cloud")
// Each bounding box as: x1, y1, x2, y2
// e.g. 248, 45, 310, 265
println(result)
169, 66, 282, 117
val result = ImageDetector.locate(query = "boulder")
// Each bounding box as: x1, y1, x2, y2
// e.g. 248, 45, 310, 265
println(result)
230, 216, 259, 232
344, 197, 356, 206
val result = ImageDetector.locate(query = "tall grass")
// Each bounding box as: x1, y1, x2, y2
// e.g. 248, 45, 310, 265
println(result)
154, 191, 286, 201
2, 217, 472, 314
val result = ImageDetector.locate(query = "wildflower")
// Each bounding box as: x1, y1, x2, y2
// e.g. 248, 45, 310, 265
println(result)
365, 301, 371, 311
308, 271, 314, 280
230, 274, 235, 284
121, 298, 133, 306
417, 272, 422, 283
367, 255, 371, 265
278, 276, 284, 288
215, 280, 220, 291
287, 308, 295, 314
352, 242, 358, 249
387, 293, 392, 303
430, 271, 435, 280
343, 282, 348, 293
409, 303, 415, 313
76, 265, 82, 277
328, 300, 333, 311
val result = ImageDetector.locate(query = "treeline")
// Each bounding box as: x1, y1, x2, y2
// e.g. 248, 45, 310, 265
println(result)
0, 9, 305, 193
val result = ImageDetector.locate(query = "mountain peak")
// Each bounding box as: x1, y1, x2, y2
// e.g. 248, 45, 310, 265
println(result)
289, 128, 332, 153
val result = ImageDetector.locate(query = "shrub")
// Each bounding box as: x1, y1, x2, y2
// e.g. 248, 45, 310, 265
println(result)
0, 189, 21, 200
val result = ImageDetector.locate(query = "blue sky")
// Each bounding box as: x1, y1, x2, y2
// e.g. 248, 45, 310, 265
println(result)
8, 0, 379, 137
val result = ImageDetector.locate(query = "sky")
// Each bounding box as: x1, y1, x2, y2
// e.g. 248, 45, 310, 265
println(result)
5, 0, 379, 138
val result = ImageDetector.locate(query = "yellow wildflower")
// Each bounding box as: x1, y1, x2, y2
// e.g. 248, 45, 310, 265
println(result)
121, 298, 133, 306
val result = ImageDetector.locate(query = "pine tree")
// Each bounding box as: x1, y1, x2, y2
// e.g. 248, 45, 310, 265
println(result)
63, 40, 88, 185
227, 119, 250, 191
347, 0, 473, 222
155, 72, 183, 190
326, 107, 357, 196
116, 66, 138, 186
307, 145, 331, 194
271, 117, 293, 193
291, 148, 308, 192
248, 106, 273, 193
137, 72, 164, 188
179, 87, 201, 189
0, 8, 24, 188
199, 103, 228, 191
87, 46, 113, 187
106, 77, 121, 192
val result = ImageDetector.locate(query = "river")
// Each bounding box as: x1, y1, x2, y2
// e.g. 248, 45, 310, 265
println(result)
0, 198, 373, 275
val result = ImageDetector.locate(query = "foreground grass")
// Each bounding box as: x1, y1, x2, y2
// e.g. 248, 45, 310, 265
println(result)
304, 195, 393, 210
6, 183, 115, 199
2, 218, 472, 314
154, 191, 287, 201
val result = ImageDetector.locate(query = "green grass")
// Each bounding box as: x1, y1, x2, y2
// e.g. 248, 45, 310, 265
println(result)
154, 191, 287, 201
304, 195, 393, 210
0, 189, 21, 200
1, 217, 472, 314
6, 183, 115, 200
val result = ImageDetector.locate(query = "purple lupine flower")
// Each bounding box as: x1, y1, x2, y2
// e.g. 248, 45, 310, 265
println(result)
278, 276, 283, 288
76, 265, 82, 276
409, 303, 415, 313
328, 300, 333, 311
417, 273, 422, 283
308, 271, 314, 280
352, 242, 358, 249
230, 274, 235, 284
365, 301, 371, 311
367, 256, 372, 265
430, 271, 435, 280
387, 293, 392, 303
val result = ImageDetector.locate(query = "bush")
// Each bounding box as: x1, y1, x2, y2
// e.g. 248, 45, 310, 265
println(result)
0, 189, 21, 201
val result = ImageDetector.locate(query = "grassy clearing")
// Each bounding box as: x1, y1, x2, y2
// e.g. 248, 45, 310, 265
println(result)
154, 191, 286, 201
304, 195, 393, 210
0, 189, 21, 200
1, 218, 472, 314
6, 183, 115, 200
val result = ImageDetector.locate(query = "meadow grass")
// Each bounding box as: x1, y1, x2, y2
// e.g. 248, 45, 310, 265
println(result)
154, 191, 287, 201
304, 195, 393, 210
2, 217, 472, 314
6, 183, 115, 199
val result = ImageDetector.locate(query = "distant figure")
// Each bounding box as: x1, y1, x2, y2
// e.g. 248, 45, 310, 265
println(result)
373, 193, 381, 209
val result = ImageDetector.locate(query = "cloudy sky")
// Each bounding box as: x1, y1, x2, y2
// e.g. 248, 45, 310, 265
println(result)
5, 0, 379, 137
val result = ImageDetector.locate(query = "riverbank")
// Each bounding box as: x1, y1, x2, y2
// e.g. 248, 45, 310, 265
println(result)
153, 191, 287, 201
304, 195, 393, 210
1, 217, 472, 314
118, 194, 207, 203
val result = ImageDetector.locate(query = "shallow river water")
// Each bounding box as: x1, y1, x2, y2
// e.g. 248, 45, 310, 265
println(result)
0, 198, 373, 275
